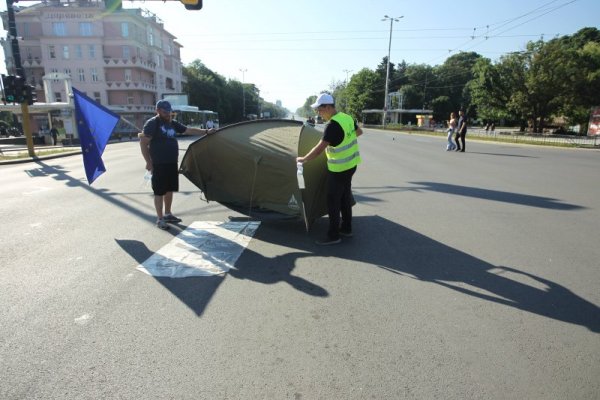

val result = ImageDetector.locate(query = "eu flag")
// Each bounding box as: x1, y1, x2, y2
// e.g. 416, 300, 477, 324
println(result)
73, 87, 120, 184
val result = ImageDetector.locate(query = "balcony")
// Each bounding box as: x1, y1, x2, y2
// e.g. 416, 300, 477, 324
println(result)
103, 56, 157, 71
23, 57, 43, 67
108, 103, 155, 113
106, 80, 157, 92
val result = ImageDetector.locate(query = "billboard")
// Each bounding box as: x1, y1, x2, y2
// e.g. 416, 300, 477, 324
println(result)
587, 106, 600, 136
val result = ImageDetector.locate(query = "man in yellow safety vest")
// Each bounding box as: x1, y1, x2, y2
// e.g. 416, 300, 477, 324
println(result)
296, 93, 363, 245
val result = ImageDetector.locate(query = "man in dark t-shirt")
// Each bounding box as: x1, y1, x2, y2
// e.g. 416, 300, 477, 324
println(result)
140, 100, 216, 230
455, 110, 468, 152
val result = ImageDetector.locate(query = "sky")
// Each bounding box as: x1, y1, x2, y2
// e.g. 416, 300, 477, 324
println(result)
1, 0, 598, 111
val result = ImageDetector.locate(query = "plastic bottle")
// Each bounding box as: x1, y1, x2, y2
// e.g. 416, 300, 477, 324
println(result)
296, 162, 305, 189
143, 170, 152, 187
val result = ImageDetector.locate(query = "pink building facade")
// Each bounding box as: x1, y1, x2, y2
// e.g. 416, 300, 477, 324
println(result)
1, 0, 184, 132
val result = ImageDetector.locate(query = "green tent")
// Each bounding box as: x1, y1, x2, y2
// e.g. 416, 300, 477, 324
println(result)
180, 119, 328, 230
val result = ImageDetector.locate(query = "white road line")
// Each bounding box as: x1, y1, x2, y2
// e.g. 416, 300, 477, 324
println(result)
137, 221, 260, 278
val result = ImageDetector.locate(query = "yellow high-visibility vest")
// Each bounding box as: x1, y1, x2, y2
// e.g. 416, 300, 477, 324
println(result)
326, 112, 361, 172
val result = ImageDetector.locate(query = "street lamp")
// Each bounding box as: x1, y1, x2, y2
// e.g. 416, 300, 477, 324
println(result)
382, 14, 403, 128
239, 68, 247, 118
343, 69, 353, 84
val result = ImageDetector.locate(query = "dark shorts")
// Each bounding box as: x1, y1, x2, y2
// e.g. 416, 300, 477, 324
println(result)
152, 163, 179, 196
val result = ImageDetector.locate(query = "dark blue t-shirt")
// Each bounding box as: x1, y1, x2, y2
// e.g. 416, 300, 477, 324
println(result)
143, 115, 187, 164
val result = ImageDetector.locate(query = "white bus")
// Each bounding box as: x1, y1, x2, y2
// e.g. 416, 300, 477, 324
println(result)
171, 105, 219, 129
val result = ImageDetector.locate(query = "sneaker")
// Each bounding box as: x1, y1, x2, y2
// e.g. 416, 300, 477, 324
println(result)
339, 229, 353, 238
156, 218, 169, 230
163, 213, 182, 223
315, 237, 342, 246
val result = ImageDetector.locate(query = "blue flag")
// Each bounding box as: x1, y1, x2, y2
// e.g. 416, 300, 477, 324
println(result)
73, 87, 120, 184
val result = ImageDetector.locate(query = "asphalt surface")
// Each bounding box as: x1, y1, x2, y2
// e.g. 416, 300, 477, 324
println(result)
1, 131, 599, 399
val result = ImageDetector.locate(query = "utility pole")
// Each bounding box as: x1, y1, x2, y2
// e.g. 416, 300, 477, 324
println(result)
381, 15, 403, 129
6, 0, 35, 157
239, 68, 247, 119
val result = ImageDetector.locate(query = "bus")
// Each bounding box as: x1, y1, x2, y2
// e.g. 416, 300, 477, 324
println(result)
171, 105, 219, 129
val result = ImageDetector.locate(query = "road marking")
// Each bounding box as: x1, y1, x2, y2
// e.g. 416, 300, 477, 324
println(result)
137, 221, 260, 278
74, 314, 92, 325
22, 186, 52, 196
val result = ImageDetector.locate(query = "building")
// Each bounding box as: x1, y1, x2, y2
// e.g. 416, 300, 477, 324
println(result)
0, 0, 184, 135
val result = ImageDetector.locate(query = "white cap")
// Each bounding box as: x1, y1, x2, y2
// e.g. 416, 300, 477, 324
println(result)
310, 93, 335, 109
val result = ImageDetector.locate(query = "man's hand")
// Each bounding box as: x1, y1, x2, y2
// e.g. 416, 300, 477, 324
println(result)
206, 128, 217, 135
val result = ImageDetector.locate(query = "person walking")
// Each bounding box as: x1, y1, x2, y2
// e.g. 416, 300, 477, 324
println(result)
296, 93, 363, 245
140, 100, 216, 230
446, 112, 457, 151
455, 110, 467, 152
50, 127, 59, 146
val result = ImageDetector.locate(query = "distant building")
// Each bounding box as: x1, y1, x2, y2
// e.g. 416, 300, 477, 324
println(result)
0, 0, 184, 131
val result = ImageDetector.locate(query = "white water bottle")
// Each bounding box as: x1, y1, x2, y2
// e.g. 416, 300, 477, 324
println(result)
143, 170, 152, 187
296, 162, 305, 189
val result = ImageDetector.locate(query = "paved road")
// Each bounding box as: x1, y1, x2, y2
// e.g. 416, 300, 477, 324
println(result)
1, 132, 599, 399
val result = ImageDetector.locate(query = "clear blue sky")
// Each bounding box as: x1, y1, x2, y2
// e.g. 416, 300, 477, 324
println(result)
1, 0, 598, 111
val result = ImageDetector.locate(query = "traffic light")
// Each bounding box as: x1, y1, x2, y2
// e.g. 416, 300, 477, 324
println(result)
179, 0, 202, 10
14, 76, 26, 103
24, 84, 36, 105
1, 74, 16, 104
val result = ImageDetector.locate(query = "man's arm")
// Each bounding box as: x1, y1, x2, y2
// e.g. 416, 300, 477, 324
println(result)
296, 139, 329, 164
138, 133, 153, 171
356, 126, 364, 137
185, 127, 217, 136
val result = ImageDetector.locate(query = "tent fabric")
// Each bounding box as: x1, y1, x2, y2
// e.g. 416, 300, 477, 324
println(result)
179, 119, 329, 229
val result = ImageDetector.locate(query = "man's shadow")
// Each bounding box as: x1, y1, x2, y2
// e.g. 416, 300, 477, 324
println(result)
118, 215, 599, 332
115, 220, 327, 317
339, 215, 599, 333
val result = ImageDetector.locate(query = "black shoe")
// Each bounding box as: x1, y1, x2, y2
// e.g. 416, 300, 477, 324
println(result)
315, 237, 342, 246
163, 213, 182, 223
455, 148, 461, 151
339, 229, 353, 237
460, 149, 465, 152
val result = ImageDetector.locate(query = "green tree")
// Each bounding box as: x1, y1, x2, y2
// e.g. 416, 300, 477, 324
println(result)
344, 68, 380, 121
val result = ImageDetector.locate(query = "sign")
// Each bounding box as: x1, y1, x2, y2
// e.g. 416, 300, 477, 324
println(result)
587, 106, 600, 136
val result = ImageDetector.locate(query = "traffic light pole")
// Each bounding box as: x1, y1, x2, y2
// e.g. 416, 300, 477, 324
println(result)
6, 0, 35, 157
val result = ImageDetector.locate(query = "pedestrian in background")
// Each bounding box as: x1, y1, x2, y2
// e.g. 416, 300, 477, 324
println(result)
455, 110, 467, 152
296, 93, 363, 245
446, 112, 457, 151
139, 100, 216, 230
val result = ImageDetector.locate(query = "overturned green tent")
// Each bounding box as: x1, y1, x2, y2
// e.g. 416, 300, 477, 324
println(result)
179, 119, 328, 230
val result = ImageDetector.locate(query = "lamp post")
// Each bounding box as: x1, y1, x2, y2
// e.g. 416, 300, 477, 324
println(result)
239, 68, 247, 119
381, 15, 403, 128
343, 69, 353, 84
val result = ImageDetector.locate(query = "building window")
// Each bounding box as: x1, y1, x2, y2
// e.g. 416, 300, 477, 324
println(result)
166, 43, 172, 56
78, 68, 85, 82
63, 45, 70, 59
49, 45, 56, 59
80, 22, 92, 36
52, 22, 66, 36
124, 69, 131, 82
122, 46, 130, 59
64, 68, 71, 77
121, 22, 129, 38
127, 92, 134, 105
94, 92, 101, 103
91, 68, 99, 82
75, 45, 83, 59
55, 92, 62, 102
147, 27, 154, 46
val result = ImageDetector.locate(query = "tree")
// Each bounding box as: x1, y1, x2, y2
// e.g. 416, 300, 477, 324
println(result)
344, 68, 380, 121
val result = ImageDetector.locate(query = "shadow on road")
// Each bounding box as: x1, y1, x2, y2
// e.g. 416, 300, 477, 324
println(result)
409, 181, 584, 210
118, 215, 599, 333
341, 215, 599, 333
